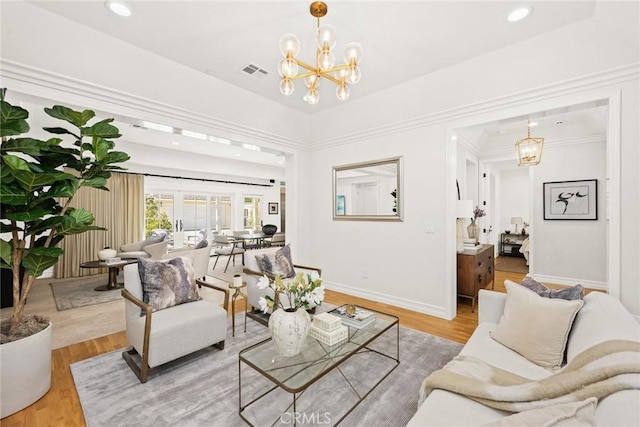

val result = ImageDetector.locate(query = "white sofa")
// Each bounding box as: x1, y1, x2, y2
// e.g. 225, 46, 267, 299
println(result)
408, 287, 640, 426
163, 242, 211, 280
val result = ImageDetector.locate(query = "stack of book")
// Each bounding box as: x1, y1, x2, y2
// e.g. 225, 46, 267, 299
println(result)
309, 312, 348, 346
463, 240, 481, 251
330, 306, 376, 329
100, 257, 123, 265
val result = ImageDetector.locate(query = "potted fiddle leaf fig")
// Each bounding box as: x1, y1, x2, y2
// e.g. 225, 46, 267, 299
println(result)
0, 88, 130, 417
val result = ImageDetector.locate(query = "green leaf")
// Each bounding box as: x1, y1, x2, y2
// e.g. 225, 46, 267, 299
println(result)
82, 119, 121, 139
0, 137, 48, 156
0, 184, 28, 205
81, 177, 108, 189
2, 154, 30, 171
0, 239, 11, 266
0, 94, 30, 137
12, 170, 65, 192
43, 127, 80, 139
92, 136, 110, 162
45, 106, 95, 128
22, 249, 62, 278
46, 179, 79, 198
57, 208, 97, 235
4, 209, 50, 222
104, 151, 131, 165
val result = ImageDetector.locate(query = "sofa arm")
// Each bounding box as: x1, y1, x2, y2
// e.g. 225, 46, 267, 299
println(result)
144, 241, 169, 259
478, 289, 506, 324
120, 241, 144, 252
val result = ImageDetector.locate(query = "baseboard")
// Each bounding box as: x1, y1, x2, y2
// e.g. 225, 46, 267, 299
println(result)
530, 274, 608, 291
325, 281, 450, 320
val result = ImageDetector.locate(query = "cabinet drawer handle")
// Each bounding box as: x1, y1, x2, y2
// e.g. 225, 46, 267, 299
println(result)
477, 262, 482, 267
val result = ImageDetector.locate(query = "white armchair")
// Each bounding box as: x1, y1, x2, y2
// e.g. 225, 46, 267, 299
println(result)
164, 241, 211, 280
117, 230, 169, 260
243, 246, 321, 325
121, 262, 228, 383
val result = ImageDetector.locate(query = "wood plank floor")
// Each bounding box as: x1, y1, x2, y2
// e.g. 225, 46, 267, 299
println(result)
2, 269, 525, 427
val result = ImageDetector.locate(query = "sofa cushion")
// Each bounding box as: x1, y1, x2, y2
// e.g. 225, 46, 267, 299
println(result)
479, 397, 597, 427
141, 230, 167, 248
255, 244, 295, 278
137, 256, 201, 312
566, 291, 640, 363
490, 281, 583, 369
195, 239, 208, 249
521, 277, 583, 300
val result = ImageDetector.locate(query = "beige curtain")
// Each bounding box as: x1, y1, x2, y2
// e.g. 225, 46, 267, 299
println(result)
55, 172, 144, 278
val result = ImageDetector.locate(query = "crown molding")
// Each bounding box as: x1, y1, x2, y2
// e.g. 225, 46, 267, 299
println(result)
313, 62, 639, 149
0, 59, 310, 153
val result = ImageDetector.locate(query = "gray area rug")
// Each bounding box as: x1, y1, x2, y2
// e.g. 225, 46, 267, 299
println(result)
50, 275, 122, 311
71, 312, 462, 427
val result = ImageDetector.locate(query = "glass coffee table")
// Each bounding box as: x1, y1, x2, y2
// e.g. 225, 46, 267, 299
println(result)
238, 305, 399, 426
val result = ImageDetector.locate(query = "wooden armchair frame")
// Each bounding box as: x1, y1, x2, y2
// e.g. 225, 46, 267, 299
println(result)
121, 279, 229, 383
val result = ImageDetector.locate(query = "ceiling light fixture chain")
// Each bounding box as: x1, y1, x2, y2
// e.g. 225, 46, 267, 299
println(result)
278, 1, 362, 105
515, 119, 544, 166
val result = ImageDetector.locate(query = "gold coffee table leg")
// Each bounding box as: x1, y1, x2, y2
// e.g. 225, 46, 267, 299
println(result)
230, 284, 247, 337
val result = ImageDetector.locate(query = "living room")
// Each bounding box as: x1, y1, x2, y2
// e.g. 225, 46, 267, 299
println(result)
1, 0, 639, 426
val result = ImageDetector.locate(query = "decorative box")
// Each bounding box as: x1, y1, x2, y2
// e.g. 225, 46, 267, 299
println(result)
309, 324, 348, 346
312, 312, 342, 332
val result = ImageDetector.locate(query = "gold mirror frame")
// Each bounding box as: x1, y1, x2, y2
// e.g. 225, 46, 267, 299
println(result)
332, 156, 403, 221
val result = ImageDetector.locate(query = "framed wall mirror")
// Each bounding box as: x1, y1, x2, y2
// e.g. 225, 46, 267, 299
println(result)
333, 156, 403, 221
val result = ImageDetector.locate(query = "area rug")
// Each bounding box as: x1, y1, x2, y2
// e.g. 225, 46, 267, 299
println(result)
495, 256, 529, 274
71, 313, 463, 427
50, 275, 122, 311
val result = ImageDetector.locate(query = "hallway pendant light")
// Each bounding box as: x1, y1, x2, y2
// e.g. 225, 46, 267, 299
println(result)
515, 120, 544, 166
278, 1, 362, 105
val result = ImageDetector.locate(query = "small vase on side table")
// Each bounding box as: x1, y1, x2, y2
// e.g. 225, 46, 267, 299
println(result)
268, 308, 311, 357
467, 222, 480, 244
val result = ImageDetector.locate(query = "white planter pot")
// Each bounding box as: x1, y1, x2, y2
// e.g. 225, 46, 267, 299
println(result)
97, 248, 117, 260
0, 322, 52, 418
269, 308, 311, 357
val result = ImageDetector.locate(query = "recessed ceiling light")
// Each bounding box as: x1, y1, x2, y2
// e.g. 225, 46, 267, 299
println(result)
105, 0, 131, 17
171, 142, 180, 146
507, 6, 531, 23
528, 121, 539, 127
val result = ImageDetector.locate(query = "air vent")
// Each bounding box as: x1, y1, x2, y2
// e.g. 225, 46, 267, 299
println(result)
239, 64, 269, 80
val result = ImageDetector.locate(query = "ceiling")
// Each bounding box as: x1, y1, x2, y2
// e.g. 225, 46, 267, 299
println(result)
27, 0, 598, 115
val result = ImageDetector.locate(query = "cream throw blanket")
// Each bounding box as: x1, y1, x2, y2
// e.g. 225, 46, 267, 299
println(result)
420, 340, 640, 413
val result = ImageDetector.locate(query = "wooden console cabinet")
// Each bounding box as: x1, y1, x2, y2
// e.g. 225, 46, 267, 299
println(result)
457, 244, 495, 312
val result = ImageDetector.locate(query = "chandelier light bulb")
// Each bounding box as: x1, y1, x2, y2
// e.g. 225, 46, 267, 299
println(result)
316, 24, 337, 50
343, 42, 363, 64
279, 33, 301, 57
336, 84, 350, 101
317, 50, 335, 70
278, 58, 299, 78
304, 74, 321, 89
347, 66, 361, 84
280, 78, 295, 96
304, 88, 319, 105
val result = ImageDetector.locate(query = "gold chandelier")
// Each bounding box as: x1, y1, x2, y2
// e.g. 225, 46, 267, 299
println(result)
278, 1, 362, 105
515, 120, 544, 166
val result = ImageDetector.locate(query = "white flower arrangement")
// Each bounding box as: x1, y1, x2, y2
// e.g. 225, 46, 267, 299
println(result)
257, 271, 325, 313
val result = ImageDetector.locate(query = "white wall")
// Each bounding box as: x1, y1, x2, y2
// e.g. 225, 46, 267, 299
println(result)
532, 140, 607, 286
499, 168, 530, 234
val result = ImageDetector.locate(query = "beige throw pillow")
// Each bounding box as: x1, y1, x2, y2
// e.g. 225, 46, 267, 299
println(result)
490, 280, 583, 369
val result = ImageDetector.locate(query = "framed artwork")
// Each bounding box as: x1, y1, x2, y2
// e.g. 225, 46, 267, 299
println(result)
268, 202, 278, 215
543, 179, 597, 220
336, 195, 345, 215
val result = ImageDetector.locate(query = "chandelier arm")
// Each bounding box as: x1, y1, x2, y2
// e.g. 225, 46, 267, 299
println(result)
316, 70, 342, 85
289, 71, 317, 80
293, 58, 317, 73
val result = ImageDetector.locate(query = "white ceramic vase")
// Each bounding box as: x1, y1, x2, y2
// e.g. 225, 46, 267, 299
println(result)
0, 321, 52, 418
268, 308, 311, 357
97, 248, 117, 260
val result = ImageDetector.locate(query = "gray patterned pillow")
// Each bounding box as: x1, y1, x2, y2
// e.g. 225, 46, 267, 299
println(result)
137, 256, 201, 313
255, 244, 296, 278
521, 276, 584, 300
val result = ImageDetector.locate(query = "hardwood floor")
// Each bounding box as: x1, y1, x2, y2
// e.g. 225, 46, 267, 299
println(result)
1, 269, 524, 426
